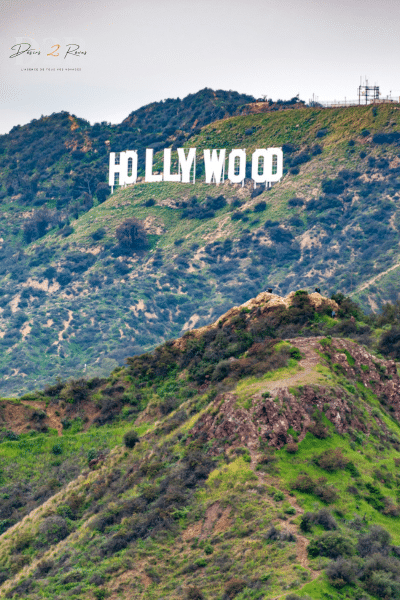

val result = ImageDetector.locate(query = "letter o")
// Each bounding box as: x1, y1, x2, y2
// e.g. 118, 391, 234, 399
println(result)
228, 149, 246, 183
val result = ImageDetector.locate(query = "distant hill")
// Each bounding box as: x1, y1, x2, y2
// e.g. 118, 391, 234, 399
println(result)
0, 94, 400, 394
1, 291, 400, 599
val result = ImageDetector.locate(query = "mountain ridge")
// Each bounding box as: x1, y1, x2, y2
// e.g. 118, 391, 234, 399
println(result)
0, 94, 400, 396
1, 290, 400, 598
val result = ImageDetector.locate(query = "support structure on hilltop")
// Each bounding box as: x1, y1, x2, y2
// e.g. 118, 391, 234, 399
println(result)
358, 80, 380, 105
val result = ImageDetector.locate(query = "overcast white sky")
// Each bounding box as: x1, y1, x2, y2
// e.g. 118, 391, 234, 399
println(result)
1, 0, 399, 134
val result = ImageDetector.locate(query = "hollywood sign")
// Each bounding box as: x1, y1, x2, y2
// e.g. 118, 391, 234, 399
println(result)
108, 148, 283, 191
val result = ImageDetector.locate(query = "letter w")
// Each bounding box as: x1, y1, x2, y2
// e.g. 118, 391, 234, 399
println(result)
204, 149, 226, 184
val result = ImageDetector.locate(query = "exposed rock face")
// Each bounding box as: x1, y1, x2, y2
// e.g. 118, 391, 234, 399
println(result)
191, 384, 368, 452
190, 338, 400, 451
327, 338, 400, 421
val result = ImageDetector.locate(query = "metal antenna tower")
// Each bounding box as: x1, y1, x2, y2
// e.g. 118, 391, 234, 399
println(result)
358, 77, 380, 105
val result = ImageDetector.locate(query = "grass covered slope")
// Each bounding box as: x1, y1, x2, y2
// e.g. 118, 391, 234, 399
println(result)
2, 292, 400, 599
0, 100, 400, 394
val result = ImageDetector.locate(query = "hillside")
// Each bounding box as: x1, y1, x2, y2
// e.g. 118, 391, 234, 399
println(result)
0, 94, 400, 394
2, 291, 400, 599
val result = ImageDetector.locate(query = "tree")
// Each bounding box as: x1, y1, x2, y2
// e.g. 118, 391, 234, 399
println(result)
123, 430, 139, 448
378, 327, 400, 359
95, 182, 110, 204
115, 218, 148, 252
23, 208, 53, 243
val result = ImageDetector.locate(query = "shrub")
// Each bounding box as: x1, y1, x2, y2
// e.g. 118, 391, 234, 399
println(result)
95, 182, 110, 204
59, 224, 74, 237
291, 474, 337, 502
52, 443, 63, 455
359, 553, 400, 598
56, 268, 72, 286
357, 525, 391, 557
345, 461, 360, 477
300, 512, 314, 533
321, 178, 345, 195
290, 347, 301, 360
292, 473, 315, 493
123, 429, 139, 448
265, 525, 295, 543
308, 421, 330, 439
61, 378, 89, 403
0, 520, 12, 535
378, 327, 400, 359
307, 531, 355, 559
288, 197, 304, 207
372, 132, 400, 144
13, 532, 34, 553
286, 442, 298, 454
254, 201, 267, 212
159, 397, 178, 415
103, 534, 128, 556
300, 509, 337, 532
363, 569, 400, 598
23, 208, 54, 243
311, 144, 322, 155
316, 448, 348, 471
257, 451, 278, 469
207, 195, 226, 210
186, 586, 205, 600
35, 559, 54, 576
39, 516, 69, 544
268, 226, 294, 245
223, 579, 246, 599
251, 187, 264, 199
326, 557, 358, 587
115, 218, 148, 252
314, 509, 338, 530
314, 483, 338, 504
91, 227, 106, 241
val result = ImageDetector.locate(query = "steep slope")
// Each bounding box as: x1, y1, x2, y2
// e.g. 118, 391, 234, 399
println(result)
0, 100, 400, 394
2, 292, 400, 599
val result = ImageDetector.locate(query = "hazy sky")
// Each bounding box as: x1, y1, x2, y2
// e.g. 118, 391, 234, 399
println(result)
1, 0, 399, 134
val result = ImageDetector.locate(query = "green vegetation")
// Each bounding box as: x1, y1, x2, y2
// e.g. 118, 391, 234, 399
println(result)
3, 92, 400, 596
0, 98, 400, 394
0, 289, 400, 598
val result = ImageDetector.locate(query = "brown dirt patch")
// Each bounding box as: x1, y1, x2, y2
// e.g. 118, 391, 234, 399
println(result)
182, 502, 232, 541
182, 521, 203, 541
203, 501, 221, 535
213, 507, 233, 535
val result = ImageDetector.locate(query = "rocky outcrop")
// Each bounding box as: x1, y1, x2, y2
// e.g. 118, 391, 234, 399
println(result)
190, 337, 400, 451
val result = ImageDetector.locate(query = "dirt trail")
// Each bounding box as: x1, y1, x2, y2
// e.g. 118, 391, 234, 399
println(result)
246, 336, 324, 596
351, 260, 400, 295
58, 309, 73, 341
263, 336, 324, 394
251, 462, 319, 581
